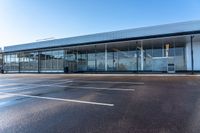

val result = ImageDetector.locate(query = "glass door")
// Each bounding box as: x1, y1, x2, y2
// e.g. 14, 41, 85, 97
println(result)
64, 49, 77, 73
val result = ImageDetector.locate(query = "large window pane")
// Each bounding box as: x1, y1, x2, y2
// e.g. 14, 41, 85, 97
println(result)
40, 50, 64, 72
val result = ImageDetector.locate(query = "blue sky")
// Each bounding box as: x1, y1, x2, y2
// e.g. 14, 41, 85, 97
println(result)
0, 0, 200, 48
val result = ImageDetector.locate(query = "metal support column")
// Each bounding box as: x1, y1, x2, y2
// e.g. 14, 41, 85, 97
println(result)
19, 53, 21, 73
76, 49, 78, 72
191, 36, 194, 74
136, 41, 139, 72
38, 51, 40, 73
141, 41, 144, 71
63, 49, 67, 73
95, 45, 97, 71
105, 44, 107, 71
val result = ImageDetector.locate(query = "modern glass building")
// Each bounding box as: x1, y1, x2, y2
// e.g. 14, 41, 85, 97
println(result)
2, 20, 200, 73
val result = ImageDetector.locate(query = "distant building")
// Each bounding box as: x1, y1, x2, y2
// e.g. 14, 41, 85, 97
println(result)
2, 20, 200, 73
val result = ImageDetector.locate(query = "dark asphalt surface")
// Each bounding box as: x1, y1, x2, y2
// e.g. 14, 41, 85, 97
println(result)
0, 74, 200, 133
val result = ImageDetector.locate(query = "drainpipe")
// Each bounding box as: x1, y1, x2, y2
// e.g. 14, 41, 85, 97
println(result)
191, 36, 194, 74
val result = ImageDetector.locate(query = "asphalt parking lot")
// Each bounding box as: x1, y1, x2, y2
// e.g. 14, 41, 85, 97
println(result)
0, 74, 200, 133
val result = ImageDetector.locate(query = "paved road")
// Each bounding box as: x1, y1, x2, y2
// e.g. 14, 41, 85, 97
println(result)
0, 74, 200, 133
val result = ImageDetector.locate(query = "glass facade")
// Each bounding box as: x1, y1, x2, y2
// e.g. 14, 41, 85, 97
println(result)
4, 53, 19, 72
20, 52, 38, 72
3, 36, 187, 73
107, 42, 139, 71
40, 50, 64, 72
0, 53, 3, 70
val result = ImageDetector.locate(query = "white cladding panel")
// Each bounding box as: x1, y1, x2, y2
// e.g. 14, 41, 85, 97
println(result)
4, 20, 200, 52
186, 41, 200, 70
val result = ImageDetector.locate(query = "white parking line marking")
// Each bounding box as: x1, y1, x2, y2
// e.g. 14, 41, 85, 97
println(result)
0, 92, 114, 107
50, 81, 73, 85
69, 86, 135, 91
0, 80, 72, 87
74, 81, 144, 85
9, 83, 135, 91
0, 79, 73, 84
0, 80, 144, 85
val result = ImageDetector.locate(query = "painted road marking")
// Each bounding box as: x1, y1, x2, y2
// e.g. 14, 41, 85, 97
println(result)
68, 86, 135, 91
0, 79, 144, 85
0, 80, 72, 87
0, 79, 73, 84
0, 92, 114, 107
10, 83, 135, 91
73, 80, 144, 85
